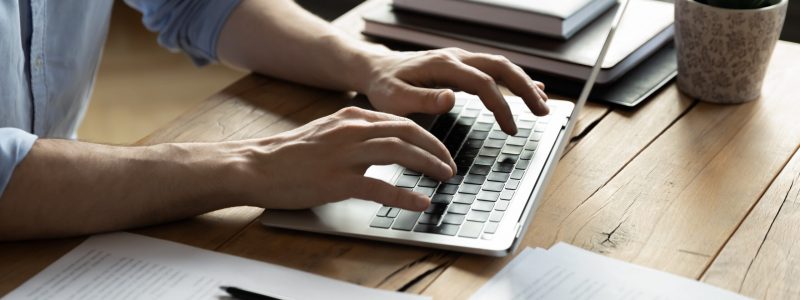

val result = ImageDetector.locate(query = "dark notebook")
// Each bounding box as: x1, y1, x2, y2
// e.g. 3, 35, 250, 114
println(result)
365, 35, 677, 108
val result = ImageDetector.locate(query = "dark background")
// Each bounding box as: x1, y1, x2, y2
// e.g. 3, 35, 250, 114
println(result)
296, 0, 800, 43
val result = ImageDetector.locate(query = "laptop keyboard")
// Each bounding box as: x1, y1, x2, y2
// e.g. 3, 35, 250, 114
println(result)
369, 99, 549, 240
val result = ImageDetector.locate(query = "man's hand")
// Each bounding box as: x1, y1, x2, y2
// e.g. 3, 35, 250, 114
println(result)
229, 107, 455, 211
359, 48, 549, 135
218, 0, 549, 135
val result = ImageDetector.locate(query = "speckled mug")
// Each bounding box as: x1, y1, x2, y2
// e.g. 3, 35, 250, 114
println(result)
674, 0, 787, 104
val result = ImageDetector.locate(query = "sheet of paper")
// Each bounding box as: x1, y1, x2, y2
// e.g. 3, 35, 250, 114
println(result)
2, 232, 428, 300
471, 244, 749, 300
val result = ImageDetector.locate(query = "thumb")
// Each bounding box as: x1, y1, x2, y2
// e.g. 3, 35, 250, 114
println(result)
391, 83, 455, 115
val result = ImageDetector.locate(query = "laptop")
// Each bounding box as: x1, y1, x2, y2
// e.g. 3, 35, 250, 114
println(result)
260, 1, 631, 256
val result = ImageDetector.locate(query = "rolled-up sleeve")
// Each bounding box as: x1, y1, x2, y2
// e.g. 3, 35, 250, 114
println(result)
0, 128, 37, 197
124, 0, 242, 66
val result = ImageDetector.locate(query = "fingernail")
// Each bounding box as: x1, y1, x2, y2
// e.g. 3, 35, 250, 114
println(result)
416, 196, 430, 210
437, 91, 451, 107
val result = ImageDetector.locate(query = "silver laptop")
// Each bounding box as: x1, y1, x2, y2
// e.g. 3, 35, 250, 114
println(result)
260, 1, 630, 256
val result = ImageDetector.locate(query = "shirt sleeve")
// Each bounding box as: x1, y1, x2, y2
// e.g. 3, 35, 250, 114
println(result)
124, 0, 242, 66
0, 128, 37, 197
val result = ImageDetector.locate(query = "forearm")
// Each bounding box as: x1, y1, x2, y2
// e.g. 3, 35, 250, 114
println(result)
0, 140, 239, 240
217, 0, 386, 92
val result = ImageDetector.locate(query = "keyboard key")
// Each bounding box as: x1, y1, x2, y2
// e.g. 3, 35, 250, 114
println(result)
487, 171, 510, 182
524, 141, 539, 151
474, 155, 495, 166
461, 108, 480, 118
431, 194, 453, 204
448, 203, 471, 214
511, 169, 525, 180
396, 175, 420, 188
516, 159, 531, 169
517, 120, 535, 129
482, 181, 505, 192
494, 200, 510, 211
460, 148, 480, 158
413, 224, 437, 233
403, 169, 421, 176
477, 114, 495, 123
514, 129, 532, 138
520, 150, 534, 160
376, 206, 391, 217
529, 132, 543, 141
518, 114, 536, 122
505, 179, 520, 190
442, 213, 465, 225
484, 221, 500, 234
472, 122, 492, 132
483, 139, 504, 149
437, 184, 459, 195
370, 216, 394, 228
418, 213, 442, 225
413, 186, 436, 197
417, 177, 439, 188
492, 162, 515, 173
534, 124, 547, 132
505, 136, 527, 146
501, 145, 523, 155
469, 165, 491, 175
464, 139, 484, 149
459, 183, 482, 194
477, 190, 500, 201
488, 130, 508, 140
425, 202, 449, 214
391, 210, 421, 231
435, 224, 460, 236
387, 208, 401, 218
445, 175, 464, 185
489, 211, 504, 222
464, 174, 486, 185
453, 193, 476, 204
496, 154, 517, 164
472, 200, 495, 212
458, 221, 485, 238
478, 148, 501, 157
500, 189, 515, 200
468, 131, 489, 140
467, 210, 490, 222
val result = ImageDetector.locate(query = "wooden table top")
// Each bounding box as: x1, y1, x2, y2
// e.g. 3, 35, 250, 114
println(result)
3, 0, 800, 298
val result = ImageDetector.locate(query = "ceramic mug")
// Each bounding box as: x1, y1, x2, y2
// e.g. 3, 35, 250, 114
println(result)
674, 0, 787, 104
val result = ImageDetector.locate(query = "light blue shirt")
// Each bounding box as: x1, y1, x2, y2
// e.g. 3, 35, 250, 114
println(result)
0, 0, 241, 196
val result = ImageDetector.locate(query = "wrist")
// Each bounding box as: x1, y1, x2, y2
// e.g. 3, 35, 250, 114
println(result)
147, 142, 247, 210
336, 37, 392, 94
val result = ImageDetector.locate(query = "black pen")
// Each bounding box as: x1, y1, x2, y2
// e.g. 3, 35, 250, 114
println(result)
220, 286, 283, 300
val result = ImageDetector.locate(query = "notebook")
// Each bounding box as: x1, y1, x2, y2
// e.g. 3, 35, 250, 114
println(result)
392, 0, 616, 39
363, 0, 674, 84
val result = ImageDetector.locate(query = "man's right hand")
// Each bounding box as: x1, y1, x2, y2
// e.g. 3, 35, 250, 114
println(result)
224, 106, 456, 212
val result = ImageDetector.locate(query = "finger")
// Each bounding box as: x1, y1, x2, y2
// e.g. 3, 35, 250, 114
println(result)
353, 120, 456, 171
355, 137, 455, 180
383, 80, 456, 115
335, 106, 406, 123
349, 176, 430, 211
461, 54, 550, 116
420, 58, 518, 134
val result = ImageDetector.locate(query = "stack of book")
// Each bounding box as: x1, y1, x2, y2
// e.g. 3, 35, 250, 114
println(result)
361, 0, 678, 107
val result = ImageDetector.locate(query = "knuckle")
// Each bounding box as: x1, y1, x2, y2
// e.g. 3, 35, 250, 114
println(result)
477, 73, 496, 86
427, 52, 456, 63
337, 106, 363, 116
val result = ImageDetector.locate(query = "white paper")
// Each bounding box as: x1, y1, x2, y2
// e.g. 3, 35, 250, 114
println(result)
471, 243, 750, 300
2, 232, 428, 300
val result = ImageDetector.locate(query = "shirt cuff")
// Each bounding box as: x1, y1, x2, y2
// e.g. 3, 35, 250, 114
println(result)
0, 128, 38, 198
125, 0, 242, 66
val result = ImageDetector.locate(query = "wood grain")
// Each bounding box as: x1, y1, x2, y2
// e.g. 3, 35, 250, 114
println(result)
702, 146, 800, 299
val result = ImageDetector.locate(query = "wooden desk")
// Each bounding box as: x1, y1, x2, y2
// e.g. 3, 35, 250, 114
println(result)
3, 1, 800, 298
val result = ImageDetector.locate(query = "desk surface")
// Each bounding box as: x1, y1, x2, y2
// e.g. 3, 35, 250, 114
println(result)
3, 0, 800, 298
